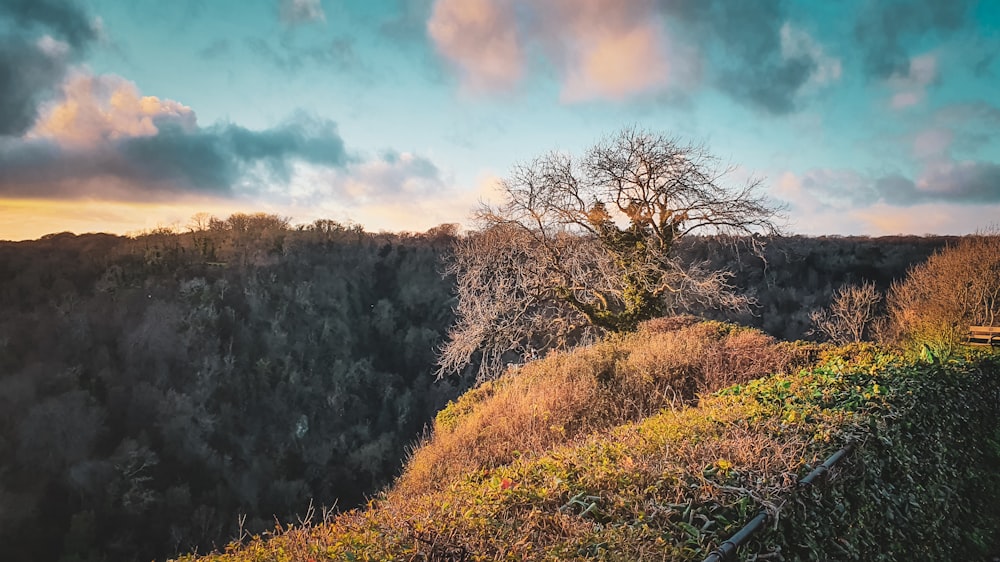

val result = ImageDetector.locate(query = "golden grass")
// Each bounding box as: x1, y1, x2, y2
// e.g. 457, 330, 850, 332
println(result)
393, 320, 820, 500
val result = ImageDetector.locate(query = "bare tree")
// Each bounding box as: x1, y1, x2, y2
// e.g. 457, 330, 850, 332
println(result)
810, 281, 884, 345
438, 127, 783, 381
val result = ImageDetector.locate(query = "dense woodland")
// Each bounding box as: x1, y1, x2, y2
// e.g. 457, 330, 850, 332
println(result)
0, 215, 952, 562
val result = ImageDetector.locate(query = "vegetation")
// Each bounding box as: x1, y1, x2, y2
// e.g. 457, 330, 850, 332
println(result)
175, 332, 1000, 561
172, 231, 1000, 561
438, 128, 782, 381
0, 218, 966, 562
398, 320, 819, 499
885, 232, 1000, 353
0, 217, 466, 562
809, 281, 884, 344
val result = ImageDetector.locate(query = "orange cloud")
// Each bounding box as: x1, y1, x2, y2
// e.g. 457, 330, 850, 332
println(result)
427, 0, 523, 92
31, 72, 196, 145
427, 0, 675, 101
560, 22, 670, 102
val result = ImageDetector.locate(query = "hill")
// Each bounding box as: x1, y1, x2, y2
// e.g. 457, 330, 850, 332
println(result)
175, 322, 1000, 561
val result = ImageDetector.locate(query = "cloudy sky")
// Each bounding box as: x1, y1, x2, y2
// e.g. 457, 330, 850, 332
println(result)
1, 0, 999, 240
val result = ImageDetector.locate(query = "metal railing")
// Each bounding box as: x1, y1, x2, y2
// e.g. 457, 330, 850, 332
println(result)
701, 443, 854, 562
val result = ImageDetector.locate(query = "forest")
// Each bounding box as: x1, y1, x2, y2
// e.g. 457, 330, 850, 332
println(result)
0, 214, 953, 562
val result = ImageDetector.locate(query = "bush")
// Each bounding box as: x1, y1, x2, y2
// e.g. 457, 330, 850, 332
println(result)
810, 281, 883, 344
886, 233, 1000, 353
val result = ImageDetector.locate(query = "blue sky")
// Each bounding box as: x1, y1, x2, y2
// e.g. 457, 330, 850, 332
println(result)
1, 0, 999, 239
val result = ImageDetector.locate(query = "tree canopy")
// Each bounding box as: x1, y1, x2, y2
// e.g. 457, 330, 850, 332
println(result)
438, 127, 783, 381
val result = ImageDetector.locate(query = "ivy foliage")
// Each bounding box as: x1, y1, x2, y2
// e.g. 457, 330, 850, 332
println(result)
758, 350, 1000, 561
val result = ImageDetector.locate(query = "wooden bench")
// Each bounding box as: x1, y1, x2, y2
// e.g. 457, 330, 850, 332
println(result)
968, 326, 1000, 346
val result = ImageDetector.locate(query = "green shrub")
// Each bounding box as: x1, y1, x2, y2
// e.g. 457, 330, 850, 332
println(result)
758, 353, 1000, 560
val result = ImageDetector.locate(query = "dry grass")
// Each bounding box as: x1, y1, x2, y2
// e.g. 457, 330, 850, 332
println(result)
394, 320, 820, 498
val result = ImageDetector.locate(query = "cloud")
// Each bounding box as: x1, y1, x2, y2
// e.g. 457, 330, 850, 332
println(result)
887, 54, 937, 109
785, 160, 1000, 209
343, 151, 445, 202
854, 0, 974, 79
282, 162, 496, 234
928, 101, 1000, 153
426, 0, 523, 92
541, 0, 674, 102
973, 50, 995, 78
288, 150, 446, 205
780, 23, 841, 91
0, 0, 98, 49
0, 37, 69, 135
279, 0, 326, 25
380, 0, 435, 43
671, 1, 843, 114
30, 72, 197, 145
778, 99, 1000, 212
425, 0, 837, 113
427, 0, 677, 100
0, 73, 349, 201
850, 202, 1000, 235
912, 160, 1000, 202
912, 127, 953, 160
774, 169, 1000, 236
0, 0, 99, 136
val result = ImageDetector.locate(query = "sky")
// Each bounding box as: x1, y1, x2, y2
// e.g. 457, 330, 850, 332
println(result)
1, 0, 999, 240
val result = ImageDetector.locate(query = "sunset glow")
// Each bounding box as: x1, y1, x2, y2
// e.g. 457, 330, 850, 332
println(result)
1, 0, 999, 240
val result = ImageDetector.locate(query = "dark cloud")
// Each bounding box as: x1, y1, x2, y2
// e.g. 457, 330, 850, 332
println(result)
0, 115, 349, 200
854, 0, 974, 79
862, 162, 1000, 206
657, 0, 823, 115
719, 55, 816, 115
907, 161, 1000, 203
0, 0, 96, 136
0, 37, 67, 135
800, 161, 1000, 208
0, 0, 97, 49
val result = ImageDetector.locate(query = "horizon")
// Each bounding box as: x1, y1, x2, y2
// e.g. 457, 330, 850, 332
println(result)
2, 1, 999, 241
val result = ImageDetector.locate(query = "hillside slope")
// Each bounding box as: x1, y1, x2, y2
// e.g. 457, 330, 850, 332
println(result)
177, 324, 1000, 561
